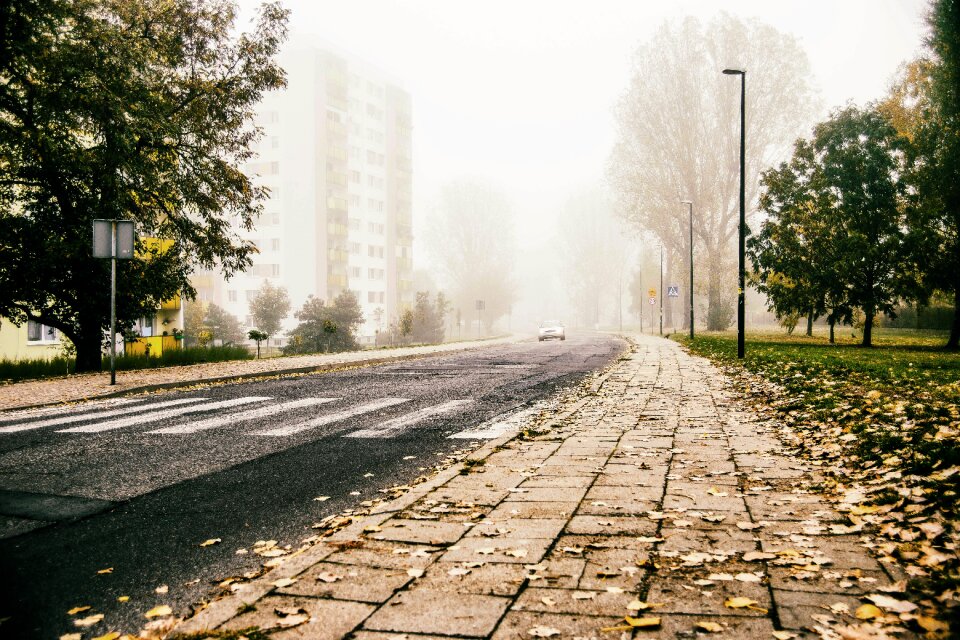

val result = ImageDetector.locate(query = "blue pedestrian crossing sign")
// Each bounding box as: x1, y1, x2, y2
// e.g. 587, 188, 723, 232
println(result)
667, 285, 680, 298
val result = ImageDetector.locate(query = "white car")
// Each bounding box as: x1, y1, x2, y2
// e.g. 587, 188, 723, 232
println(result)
538, 320, 565, 341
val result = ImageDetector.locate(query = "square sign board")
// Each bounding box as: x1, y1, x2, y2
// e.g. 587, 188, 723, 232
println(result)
92, 220, 136, 259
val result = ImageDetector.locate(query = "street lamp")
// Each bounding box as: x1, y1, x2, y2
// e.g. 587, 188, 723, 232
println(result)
681, 200, 694, 340
723, 67, 746, 359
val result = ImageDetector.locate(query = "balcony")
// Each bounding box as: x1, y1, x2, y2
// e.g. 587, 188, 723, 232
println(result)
326, 196, 348, 212
328, 274, 348, 289
160, 294, 181, 311
396, 257, 412, 271
125, 335, 180, 357
327, 222, 348, 237
328, 248, 349, 264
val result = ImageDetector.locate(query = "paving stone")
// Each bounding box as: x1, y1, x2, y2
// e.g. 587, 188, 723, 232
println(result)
322, 540, 443, 570
584, 484, 662, 502
439, 536, 552, 564
218, 595, 374, 638
489, 611, 626, 640
415, 560, 529, 596
363, 589, 510, 637
276, 561, 412, 602
564, 515, 659, 537
467, 517, 567, 540
520, 475, 594, 489
503, 486, 589, 503
487, 501, 579, 519
768, 566, 892, 595
514, 587, 638, 616
370, 518, 468, 545
773, 589, 867, 630
645, 569, 772, 616
426, 487, 509, 506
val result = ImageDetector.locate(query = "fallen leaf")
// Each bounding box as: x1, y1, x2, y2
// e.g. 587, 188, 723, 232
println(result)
864, 593, 917, 613
313, 496, 330, 501
737, 522, 760, 530
407, 568, 424, 578
735, 573, 762, 583
74, 614, 104, 627
364, 473, 374, 477
707, 573, 733, 581
277, 613, 309, 628
706, 487, 728, 497
271, 578, 296, 588
505, 548, 528, 558
116, 596, 129, 603
96, 568, 113, 574
854, 604, 882, 620
696, 622, 723, 633
92, 633, 120, 640
541, 596, 556, 606
724, 597, 758, 609
915, 616, 949, 632
626, 600, 661, 611
528, 627, 560, 637
572, 592, 595, 600
199, 538, 221, 547
67, 606, 91, 615
363, 525, 382, 533
59, 635, 83, 640
154, 585, 169, 594
743, 551, 776, 562
771, 632, 797, 640
476, 547, 496, 555
448, 568, 471, 577
144, 605, 172, 618
625, 616, 661, 628
315, 572, 341, 583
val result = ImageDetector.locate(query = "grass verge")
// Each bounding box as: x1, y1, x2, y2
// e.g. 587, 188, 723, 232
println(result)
674, 328, 960, 628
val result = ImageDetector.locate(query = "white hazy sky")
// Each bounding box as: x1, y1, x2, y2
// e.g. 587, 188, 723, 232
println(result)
237, 0, 930, 266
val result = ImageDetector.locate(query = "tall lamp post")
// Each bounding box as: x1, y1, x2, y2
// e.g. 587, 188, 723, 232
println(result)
681, 200, 694, 340
723, 67, 746, 359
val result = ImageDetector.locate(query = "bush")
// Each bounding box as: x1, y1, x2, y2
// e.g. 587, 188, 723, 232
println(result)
881, 304, 954, 330
0, 356, 74, 382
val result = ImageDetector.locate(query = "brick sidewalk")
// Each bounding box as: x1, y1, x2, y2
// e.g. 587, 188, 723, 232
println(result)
0, 336, 520, 411
170, 334, 914, 640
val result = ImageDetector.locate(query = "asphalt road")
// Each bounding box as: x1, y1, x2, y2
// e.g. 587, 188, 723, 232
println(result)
0, 332, 624, 639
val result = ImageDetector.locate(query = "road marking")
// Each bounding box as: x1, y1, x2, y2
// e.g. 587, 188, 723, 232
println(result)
0, 397, 151, 423
0, 398, 208, 434
253, 397, 410, 437
346, 399, 474, 438
57, 397, 271, 434
148, 397, 340, 434
448, 404, 545, 439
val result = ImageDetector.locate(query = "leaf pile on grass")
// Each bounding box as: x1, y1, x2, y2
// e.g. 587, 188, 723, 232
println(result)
676, 331, 960, 630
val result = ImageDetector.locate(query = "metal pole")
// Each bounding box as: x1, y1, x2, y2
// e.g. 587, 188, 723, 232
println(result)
110, 222, 117, 385
659, 244, 663, 336
689, 201, 694, 340
737, 73, 746, 359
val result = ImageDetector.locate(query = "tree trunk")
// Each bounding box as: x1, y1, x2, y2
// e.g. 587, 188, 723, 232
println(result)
948, 288, 960, 350
829, 315, 835, 344
862, 308, 874, 347
806, 309, 813, 336
74, 336, 103, 373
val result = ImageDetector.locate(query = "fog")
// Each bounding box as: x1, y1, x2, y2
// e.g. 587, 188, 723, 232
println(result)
235, 0, 928, 337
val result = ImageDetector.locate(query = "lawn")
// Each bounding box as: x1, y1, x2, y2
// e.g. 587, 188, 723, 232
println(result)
674, 328, 959, 625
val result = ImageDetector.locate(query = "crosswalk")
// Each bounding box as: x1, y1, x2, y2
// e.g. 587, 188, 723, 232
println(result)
0, 394, 505, 440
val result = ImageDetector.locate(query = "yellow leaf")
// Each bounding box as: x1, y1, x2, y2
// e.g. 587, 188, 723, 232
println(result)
855, 604, 882, 620
724, 597, 758, 609
117, 596, 129, 603
199, 538, 221, 547
97, 568, 113, 574
143, 605, 172, 618
60, 635, 83, 640
625, 616, 661, 628
67, 606, 91, 615
271, 578, 296, 588
92, 633, 120, 640
696, 622, 723, 633
915, 616, 948, 632
771, 632, 797, 640
74, 614, 104, 627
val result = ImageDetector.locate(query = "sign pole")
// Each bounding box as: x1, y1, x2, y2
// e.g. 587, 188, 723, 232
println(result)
110, 222, 117, 385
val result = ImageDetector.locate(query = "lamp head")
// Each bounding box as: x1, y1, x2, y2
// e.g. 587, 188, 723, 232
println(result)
680, 199, 693, 205
723, 68, 745, 75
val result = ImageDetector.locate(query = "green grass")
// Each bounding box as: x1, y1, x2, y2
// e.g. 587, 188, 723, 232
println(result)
675, 327, 960, 620
0, 345, 253, 383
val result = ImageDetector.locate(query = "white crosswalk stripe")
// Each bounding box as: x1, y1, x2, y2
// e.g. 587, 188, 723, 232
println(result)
0, 397, 208, 434
57, 397, 271, 434
147, 397, 340, 434
0, 397, 150, 424
346, 399, 473, 438
253, 397, 410, 437
448, 404, 543, 439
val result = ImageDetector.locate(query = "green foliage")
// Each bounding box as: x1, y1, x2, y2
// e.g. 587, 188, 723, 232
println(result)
284, 291, 364, 354
247, 329, 268, 358
0, 0, 288, 371
204, 303, 245, 346
751, 106, 913, 346
410, 291, 448, 344
249, 280, 290, 338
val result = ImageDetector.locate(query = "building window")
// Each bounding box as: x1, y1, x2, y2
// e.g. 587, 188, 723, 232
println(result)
349, 242, 361, 254
367, 244, 384, 258
350, 266, 362, 278
26, 320, 59, 343
228, 290, 238, 302
350, 170, 361, 183
138, 316, 154, 338
271, 239, 280, 251
348, 218, 361, 231
349, 194, 361, 207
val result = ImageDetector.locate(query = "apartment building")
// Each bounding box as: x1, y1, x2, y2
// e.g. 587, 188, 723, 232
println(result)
194, 42, 413, 343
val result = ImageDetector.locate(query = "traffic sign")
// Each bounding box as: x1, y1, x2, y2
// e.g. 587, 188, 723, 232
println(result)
668, 285, 680, 298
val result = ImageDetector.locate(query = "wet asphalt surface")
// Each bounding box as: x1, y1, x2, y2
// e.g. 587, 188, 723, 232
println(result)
0, 332, 624, 639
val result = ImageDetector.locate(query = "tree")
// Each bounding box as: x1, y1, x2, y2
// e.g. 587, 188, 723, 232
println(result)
285, 291, 363, 354
183, 300, 209, 347
205, 304, 245, 346
609, 14, 817, 330
0, 0, 288, 371
410, 291, 448, 344
426, 180, 515, 333
249, 279, 290, 339
247, 329, 268, 358
752, 106, 912, 346
882, 1, 960, 349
